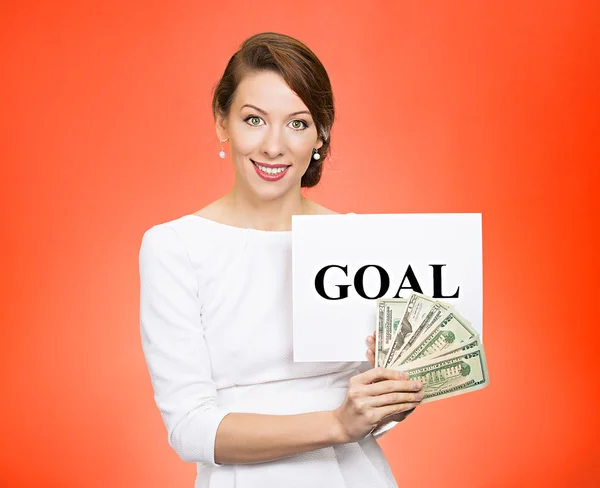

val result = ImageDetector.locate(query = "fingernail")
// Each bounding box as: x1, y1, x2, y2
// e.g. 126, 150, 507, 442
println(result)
415, 392, 424, 400
366, 336, 374, 344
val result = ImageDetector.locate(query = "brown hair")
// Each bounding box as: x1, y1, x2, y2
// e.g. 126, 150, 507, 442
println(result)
211, 32, 335, 188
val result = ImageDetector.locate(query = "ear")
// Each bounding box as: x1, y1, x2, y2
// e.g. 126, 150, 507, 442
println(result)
215, 113, 229, 141
315, 128, 329, 150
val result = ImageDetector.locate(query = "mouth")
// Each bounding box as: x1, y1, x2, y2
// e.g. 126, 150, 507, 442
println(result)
251, 159, 291, 182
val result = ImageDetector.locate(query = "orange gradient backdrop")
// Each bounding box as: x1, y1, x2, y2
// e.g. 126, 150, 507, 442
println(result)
1, 1, 599, 487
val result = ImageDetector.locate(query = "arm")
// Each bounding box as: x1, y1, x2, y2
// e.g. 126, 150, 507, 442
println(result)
214, 411, 345, 464
139, 225, 347, 466
213, 365, 420, 464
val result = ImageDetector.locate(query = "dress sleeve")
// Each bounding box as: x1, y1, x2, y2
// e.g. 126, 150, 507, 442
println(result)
139, 224, 231, 465
371, 417, 401, 439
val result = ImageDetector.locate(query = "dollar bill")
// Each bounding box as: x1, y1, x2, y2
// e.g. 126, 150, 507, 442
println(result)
388, 301, 409, 342
383, 292, 436, 368
375, 300, 387, 369
395, 299, 453, 363
392, 344, 489, 404
400, 335, 481, 370
375, 298, 408, 367
393, 309, 477, 367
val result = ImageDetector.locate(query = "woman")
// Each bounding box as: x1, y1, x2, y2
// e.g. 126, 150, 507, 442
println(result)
139, 32, 424, 488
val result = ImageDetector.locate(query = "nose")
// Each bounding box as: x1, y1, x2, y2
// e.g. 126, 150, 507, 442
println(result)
260, 126, 285, 160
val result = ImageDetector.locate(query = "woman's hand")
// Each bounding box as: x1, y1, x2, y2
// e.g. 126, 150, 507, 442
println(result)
331, 344, 423, 444
365, 332, 419, 427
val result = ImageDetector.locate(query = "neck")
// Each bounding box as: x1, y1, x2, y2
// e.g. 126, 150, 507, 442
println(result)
222, 183, 310, 232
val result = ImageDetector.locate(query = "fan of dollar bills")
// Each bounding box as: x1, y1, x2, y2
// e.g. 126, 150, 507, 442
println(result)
376, 291, 489, 404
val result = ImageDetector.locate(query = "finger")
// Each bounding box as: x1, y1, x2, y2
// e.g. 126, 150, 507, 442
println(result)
358, 367, 405, 385
367, 391, 424, 408
364, 378, 423, 396
375, 402, 421, 420
366, 348, 375, 368
365, 336, 376, 361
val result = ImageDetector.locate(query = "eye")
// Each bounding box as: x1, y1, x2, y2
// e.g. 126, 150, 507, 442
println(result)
243, 115, 309, 131
289, 119, 309, 131
244, 115, 264, 126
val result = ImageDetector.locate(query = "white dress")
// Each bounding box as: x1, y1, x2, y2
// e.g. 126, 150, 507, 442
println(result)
139, 214, 400, 488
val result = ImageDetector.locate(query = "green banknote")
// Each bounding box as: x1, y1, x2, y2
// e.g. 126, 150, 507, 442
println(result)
394, 309, 477, 367
375, 298, 407, 368
394, 344, 489, 403
383, 292, 436, 368
374, 293, 489, 404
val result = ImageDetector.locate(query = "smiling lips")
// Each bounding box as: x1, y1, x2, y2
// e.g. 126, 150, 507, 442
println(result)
251, 159, 291, 182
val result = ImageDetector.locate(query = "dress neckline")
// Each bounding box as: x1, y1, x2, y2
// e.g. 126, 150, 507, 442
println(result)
185, 214, 292, 235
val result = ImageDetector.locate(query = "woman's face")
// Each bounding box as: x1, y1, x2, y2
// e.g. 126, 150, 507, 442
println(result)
216, 70, 323, 201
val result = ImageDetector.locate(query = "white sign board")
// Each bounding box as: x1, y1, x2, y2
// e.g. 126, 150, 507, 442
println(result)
292, 213, 483, 362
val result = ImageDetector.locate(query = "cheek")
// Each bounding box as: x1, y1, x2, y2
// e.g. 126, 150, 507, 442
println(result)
229, 122, 262, 154
297, 145, 315, 172
232, 135, 262, 155
288, 135, 316, 158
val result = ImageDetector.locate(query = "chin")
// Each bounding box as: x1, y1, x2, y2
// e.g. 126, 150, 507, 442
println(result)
246, 180, 300, 203
249, 181, 297, 202
243, 162, 302, 200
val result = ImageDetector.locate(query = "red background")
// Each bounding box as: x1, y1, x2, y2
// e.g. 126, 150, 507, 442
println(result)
1, 1, 599, 486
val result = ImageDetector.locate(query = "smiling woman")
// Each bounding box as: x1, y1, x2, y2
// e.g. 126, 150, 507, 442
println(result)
212, 32, 333, 193
139, 32, 423, 488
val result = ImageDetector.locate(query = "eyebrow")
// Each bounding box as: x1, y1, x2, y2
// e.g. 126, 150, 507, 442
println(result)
240, 104, 311, 117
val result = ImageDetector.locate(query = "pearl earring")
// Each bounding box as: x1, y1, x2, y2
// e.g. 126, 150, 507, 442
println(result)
312, 148, 321, 160
219, 137, 229, 158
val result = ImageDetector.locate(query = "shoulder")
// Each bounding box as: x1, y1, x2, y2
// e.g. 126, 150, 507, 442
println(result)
139, 211, 205, 265
138, 217, 210, 287
139, 219, 188, 266
141, 196, 227, 246
139, 203, 245, 272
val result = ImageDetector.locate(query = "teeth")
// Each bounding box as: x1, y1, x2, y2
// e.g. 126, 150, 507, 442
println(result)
256, 163, 287, 175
